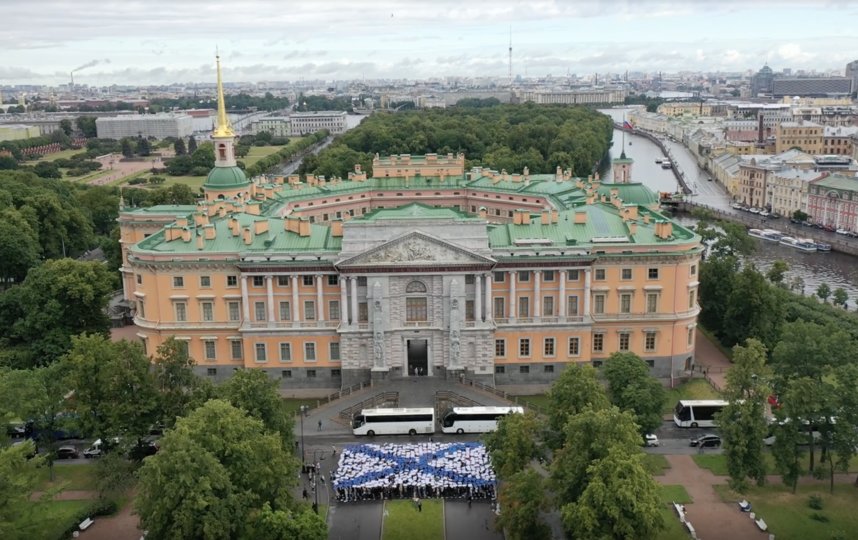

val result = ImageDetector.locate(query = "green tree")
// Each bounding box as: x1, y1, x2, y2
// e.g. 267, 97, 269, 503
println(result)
0, 155, 17, 170
561, 450, 664, 540
0, 441, 43, 539
602, 352, 666, 435
137, 137, 151, 157
218, 369, 295, 449
75, 186, 120, 236
188, 135, 198, 153
816, 283, 831, 303
722, 264, 782, 349
152, 337, 203, 428
76, 116, 97, 138
718, 339, 771, 491
484, 411, 542, 479
0, 208, 40, 284
766, 260, 789, 286
59, 119, 73, 136
33, 161, 62, 179
829, 364, 858, 490
121, 138, 135, 158
173, 138, 187, 155
793, 209, 809, 222
496, 468, 550, 540
832, 287, 848, 308
191, 143, 215, 169
166, 154, 193, 175
698, 254, 738, 336
244, 502, 327, 540
546, 365, 609, 449
136, 399, 310, 540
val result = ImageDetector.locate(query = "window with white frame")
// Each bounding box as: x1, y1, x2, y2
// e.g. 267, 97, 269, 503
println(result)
330, 342, 340, 361
519, 338, 530, 357
543, 296, 554, 316
594, 294, 605, 314
689, 289, 697, 309
253, 276, 264, 287
255, 343, 267, 362
648, 267, 659, 279
544, 338, 555, 356
305, 342, 317, 361
254, 302, 266, 321
619, 333, 630, 351
279, 343, 291, 362
230, 340, 242, 360
543, 270, 555, 281
227, 275, 238, 287
493, 297, 505, 319
303, 275, 314, 286
593, 333, 604, 352
228, 301, 240, 321
621, 268, 632, 280
173, 276, 184, 288
204, 340, 216, 361
645, 332, 657, 352
304, 301, 316, 320
687, 328, 695, 347
567, 269, 579, 281
200, 276, 211, 288
620, 293, 632, 314
518, 271, 530, 282
646, 293, 659, 313
277, 275, 290, 287
495, 339, 506, 357
568, 337, 580, 356
174, 302, 187, 322
201, 302, 214, 322
567, 295, 579, 316
518, 297, 529, 318
278, 301, 290, 321
594, 269, 606, 280
329, 300, 340, 320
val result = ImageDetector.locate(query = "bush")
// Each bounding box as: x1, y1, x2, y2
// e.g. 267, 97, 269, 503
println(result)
810, 512, 830, 523
190, 166, 210, 176
808, 494, 824, 510
128, 177, 148, 185
148, 176, 165, 184
59, 498, 120, 539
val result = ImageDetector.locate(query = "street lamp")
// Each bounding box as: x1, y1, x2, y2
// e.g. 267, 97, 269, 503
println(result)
299, 405, 308, 466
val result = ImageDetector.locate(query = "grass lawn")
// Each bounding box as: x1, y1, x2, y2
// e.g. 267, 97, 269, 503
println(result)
714, 483, 858, 540
32, 148, 82, 162
243, 144, 287, 168
382, 499, 443, 540
659, 485, 693, 504
283, 398, 319, 417
659, 506, 693, 540
663, 379, 722, 414
163, 175, 206, 191
36, 463, 99, 491
694, 452, 858, 476
511, 394, 551, 411
643, 454, 671, 476
13, 499, 92, 540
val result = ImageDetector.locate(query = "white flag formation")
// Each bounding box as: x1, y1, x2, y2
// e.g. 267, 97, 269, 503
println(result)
332, 442, 497, 502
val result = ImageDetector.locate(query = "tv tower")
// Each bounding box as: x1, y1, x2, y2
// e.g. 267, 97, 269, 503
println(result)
508, 27, 512, 87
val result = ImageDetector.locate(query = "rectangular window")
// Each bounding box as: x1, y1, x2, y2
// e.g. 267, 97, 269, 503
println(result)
567, 295, 579, 316
281, 370, 292, 378
519, 365, 530, 374
544, 364, 554, 373
255, 343, 267, 362
253, 276, 264, 287
619, 333, 630, 351
543, 296, 554, 316
200, 275, 211, 288
544, 338, 555, 356
620, 293, 632, 314
593, 333, 604, 352
358, 302, 368, 322
201, 302, 214, 322
568, 337, 580, 356
328, 275, 339, 286
277, 275, 290, 287
278, 301, 290, 321
543, 270, 555, 281
495, 339, 506, 357
648, 268, 659, 279
231, 340, 242, 360
493, 297, 505, 319
406, 297, 428, 321
592, 360, 603, 368
568, 270, 580, 281
174, 302, 187, 322
690, 264, 697, 276
645, 332, 657, 352
465, 275, 475, 285
518, 271, 530, 282
329, 300, 340, 320
307, 369, 317, 378
518, 297, 529, 318
137, 300, 145, 318
304, 301, 316, 320
227, 275, 238, 287
330, 342, 340, 361
279, 343, 291, 362
331, 369, 341, 377
646, 293, 658, 313
303, 275, 314, 286
495, 366, 505, 374
493, 271, 505, 282
595, 269, 606, 280
173, 276, 184, 288
465, 300, 475, 321
594, 294, 605, 314
519, 338, 530, 357
227, 301, 239, 321
254, 302, 266, 321
207, 368, 217, 377
136, 274, 142, 284
621, 268, 632, 280
688, 328, 695, 347
305, 342, 317, 362
204, 341, 216, 361
357, 277, 367, 286
689, 290, 697, 309
645, 359, 655, 368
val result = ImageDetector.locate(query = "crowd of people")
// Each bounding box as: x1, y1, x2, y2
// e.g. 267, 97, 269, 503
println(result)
332, 442, 497, 503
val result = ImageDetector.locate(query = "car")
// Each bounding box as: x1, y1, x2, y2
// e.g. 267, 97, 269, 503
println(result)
644, 434, 660, 447
129, 436, 160, 461
836, 229, 849, 235
749, 208, 761, 215
689, 434, 721, 448
759, 210, 770, 217
83, 437, 119, 459
56, 446, 79, 459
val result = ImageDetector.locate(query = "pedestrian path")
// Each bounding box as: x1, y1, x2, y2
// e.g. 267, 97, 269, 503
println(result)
445, 500, 503, 540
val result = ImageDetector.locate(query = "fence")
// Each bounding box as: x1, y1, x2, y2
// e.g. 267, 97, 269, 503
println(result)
337, 391, 399, 423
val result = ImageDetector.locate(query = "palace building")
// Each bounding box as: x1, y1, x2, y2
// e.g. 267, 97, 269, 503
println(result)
118, 57, 702, 390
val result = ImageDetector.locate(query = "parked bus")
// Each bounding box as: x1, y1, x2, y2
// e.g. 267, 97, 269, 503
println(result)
440, 406, 525, 434
352, 408, 435, 437
673, 400, 729, 428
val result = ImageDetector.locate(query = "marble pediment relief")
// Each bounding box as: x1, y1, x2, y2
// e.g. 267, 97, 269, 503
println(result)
339, 232, 493, 267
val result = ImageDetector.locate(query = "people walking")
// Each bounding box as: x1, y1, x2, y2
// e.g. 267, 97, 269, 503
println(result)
318, 419, 323, 431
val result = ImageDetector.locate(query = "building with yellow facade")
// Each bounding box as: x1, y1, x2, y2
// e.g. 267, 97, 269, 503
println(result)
118, 57, 701, 390
775, 121, 823, 154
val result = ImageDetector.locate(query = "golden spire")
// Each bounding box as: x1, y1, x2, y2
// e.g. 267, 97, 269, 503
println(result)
213, 52, 235, 138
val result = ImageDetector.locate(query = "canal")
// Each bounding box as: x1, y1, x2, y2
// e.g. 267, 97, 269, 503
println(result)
599, 107, 858, 308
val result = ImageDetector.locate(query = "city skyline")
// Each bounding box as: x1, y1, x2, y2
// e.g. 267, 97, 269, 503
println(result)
3, 0, 858, 86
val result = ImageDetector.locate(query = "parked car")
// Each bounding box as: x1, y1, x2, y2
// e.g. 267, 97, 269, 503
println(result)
129, 436, 160, 461
56, 446, 79, 459
83, 437, 119, 459
689, 434, 722, 448
644, 434, 660, 447
836, 229, 849, 235
769, 212, 781, 219
759, 210, 770, 217
749, 208, 761, 215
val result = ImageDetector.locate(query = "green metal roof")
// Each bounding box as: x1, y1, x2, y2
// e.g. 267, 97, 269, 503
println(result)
123, 204, 197, 215
204, 166, 250, 189
357, 202, 479, 222
813, 174, 858, 193
596, 183, 659, 207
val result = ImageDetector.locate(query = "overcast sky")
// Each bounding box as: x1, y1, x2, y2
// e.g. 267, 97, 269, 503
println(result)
3, 0, 858, 86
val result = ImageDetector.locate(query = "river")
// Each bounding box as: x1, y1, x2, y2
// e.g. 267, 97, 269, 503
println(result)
599, 107, 858, 308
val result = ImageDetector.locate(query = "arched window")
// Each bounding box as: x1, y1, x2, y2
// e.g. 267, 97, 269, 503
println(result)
405, 281, 428, 321
218, 143, 227, 160
406, 281, 427, 293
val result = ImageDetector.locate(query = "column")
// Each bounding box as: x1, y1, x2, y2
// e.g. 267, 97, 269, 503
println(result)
584, 268, 592, 317
350, 276, 358, 325
484, 273, 493, 322
291, 274, 300, 322
240, 275, 250, 322
474, 274, 482, 323
265, 275, 275, 325
559, 270, 567, 318
534, 270, 541, 320
508, 271, 516, 321
340, 277, 348, 325
316, 275, 325, 322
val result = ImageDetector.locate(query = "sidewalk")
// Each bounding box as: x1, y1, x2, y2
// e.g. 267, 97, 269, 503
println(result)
693, 328, 732, 390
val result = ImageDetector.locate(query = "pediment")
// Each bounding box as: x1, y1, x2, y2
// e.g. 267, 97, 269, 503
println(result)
338, 232, 494, 267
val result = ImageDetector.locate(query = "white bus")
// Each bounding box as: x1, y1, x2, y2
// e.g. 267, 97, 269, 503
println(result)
440, 406, 525, 434
673, 400, 729, 428
352, 407, 435, 437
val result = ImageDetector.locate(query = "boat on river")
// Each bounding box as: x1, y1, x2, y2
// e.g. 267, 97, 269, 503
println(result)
661, 161, 673, 169
779, 236, 817, 252
815, 242, 831, 252
749, 229, 784, 242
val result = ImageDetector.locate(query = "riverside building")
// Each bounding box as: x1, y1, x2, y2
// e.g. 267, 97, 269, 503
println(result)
118, 58, 701, 390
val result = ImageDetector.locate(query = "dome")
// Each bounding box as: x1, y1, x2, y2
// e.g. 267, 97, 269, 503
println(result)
204, 166, 250, 189
596, 182, 659, 207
